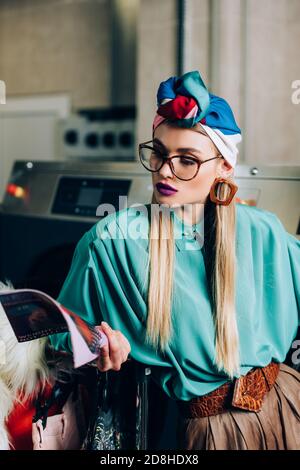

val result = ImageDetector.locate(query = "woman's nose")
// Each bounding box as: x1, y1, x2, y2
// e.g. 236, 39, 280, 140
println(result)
158, 160, 174, 178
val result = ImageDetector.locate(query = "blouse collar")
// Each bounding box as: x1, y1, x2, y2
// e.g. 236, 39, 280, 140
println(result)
171, 209, 204, 252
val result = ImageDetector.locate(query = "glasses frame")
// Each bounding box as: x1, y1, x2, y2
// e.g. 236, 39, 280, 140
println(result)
138, 139, 223, 181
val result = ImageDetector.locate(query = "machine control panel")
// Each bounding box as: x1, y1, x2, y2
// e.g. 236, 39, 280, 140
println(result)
52, 176, 131, 217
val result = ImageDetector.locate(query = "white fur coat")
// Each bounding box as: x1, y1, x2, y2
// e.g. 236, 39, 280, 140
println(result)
0, 282, 51, 449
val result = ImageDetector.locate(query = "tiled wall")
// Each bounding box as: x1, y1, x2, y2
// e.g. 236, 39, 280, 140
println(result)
0, 0, 111, 109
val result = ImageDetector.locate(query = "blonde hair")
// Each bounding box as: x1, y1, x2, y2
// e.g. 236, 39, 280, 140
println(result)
144, 124, 240, 378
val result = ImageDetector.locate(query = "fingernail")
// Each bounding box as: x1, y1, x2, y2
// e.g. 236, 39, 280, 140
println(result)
101, 321, 108, 327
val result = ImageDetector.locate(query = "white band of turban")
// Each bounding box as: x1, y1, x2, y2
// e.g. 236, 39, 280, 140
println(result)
197, 123, 242, 169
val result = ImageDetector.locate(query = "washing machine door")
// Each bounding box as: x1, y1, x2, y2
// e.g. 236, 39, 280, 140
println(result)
0, 213, 94, 298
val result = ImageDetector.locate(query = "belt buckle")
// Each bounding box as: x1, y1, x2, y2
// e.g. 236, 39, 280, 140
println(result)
232, 374, 263, 412
231, 364, 277, 412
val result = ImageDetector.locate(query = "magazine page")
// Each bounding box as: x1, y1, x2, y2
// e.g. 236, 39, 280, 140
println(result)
0, 288, 108, 368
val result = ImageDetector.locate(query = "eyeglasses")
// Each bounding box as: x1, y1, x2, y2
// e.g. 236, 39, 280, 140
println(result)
138, 140, 222, 181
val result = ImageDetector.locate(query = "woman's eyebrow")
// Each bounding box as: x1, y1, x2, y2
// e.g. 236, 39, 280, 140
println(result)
153, 138, 204, 156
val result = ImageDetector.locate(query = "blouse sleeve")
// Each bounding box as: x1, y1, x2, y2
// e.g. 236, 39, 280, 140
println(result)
270, 211, 300, 322
49, 219, 172, 369
49, 229, 105, 353
286, 231, 300, 319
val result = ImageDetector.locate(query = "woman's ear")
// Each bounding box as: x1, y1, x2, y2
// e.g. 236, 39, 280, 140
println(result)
217, 157, 234, 178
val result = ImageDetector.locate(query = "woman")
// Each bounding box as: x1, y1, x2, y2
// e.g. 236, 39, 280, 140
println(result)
50, 70, 300, 450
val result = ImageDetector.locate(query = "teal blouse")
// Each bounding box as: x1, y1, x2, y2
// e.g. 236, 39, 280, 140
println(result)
50, 203, 300, 401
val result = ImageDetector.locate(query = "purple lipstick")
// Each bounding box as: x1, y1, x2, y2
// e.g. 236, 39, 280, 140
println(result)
156, 182, 178, 196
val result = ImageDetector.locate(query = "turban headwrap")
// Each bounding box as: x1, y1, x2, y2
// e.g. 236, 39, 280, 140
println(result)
152, 70, 242, 168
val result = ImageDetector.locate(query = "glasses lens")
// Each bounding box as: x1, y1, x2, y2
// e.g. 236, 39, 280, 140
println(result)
172, 156, 199, 180
139, 145, 200, 180
140, 146, 163, 171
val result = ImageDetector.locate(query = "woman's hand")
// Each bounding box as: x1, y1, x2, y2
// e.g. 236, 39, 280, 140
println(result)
96, 321, 131, 372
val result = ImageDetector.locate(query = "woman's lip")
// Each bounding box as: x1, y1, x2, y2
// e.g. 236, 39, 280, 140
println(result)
156, 183, 178, 196
156, 182, 178, 192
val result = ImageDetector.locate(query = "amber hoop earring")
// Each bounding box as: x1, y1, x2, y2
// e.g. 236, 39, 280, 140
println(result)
209, 177, 238, 206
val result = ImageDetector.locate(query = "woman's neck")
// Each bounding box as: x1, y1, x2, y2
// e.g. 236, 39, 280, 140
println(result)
173, 203, 204, 226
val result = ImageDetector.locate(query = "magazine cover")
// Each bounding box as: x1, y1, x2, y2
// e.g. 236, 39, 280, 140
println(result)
0, 289, 108, 368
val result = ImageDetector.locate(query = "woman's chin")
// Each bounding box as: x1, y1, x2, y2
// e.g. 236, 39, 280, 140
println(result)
154, 192, 185, 210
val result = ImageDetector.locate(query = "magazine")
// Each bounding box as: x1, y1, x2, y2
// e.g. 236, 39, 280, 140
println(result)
0, 288, 108, 368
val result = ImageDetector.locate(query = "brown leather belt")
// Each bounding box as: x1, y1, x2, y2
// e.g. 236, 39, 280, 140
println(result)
177, 362, 280, 419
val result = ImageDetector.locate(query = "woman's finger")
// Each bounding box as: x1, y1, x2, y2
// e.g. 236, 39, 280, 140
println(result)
100, 322, 123, 367
117, 337, 131, 362
111, 335, 131, 365
118, 347, 128, 364
96, 343, 111, 371
94, 325, 111, 370
96, 323, 131, 371
115, 330, 131, 355
111, 331, 131, 365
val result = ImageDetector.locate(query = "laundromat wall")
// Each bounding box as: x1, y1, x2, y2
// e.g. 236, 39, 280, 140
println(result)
0, 0, 300, 451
